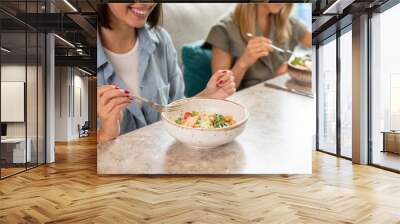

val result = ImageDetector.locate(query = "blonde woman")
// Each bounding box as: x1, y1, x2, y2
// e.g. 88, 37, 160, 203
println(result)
205, 3, 312, 89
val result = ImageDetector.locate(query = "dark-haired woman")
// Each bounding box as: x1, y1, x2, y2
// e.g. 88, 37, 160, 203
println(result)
97, 3, 236, 143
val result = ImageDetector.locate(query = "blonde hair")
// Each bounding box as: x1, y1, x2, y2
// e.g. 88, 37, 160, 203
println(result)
233, 3, 293, 44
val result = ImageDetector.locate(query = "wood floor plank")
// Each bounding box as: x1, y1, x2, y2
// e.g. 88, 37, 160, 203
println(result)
0, 135, 399, 223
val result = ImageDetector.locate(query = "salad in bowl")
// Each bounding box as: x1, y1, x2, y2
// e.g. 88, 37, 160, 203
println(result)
175, 111, 236, 129
161, 98, 248, 149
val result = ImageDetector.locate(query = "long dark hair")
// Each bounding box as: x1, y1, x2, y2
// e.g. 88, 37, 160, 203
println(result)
98, 4, 162, 29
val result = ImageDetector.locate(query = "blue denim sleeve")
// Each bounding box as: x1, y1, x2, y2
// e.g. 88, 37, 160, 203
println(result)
160, 29, 185, 102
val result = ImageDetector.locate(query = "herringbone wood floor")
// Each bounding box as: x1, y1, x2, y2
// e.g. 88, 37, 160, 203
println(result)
0, 135, 400, 224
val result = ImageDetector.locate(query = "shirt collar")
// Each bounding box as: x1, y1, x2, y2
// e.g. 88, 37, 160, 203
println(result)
138, 24, 160, 52
97, 25, 160, 81
97, 32, 108, 70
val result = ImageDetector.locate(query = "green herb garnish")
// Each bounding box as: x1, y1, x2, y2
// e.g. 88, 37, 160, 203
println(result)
175, 117, 183, 124
213, 114, 226, 128
291, 57, 304, 66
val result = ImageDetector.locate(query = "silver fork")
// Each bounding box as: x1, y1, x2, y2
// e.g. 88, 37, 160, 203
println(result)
130, 94, 183, 113
246, 33, 293, 55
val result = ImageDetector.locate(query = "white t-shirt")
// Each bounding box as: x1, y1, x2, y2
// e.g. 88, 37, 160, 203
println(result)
104, 40, 140, 97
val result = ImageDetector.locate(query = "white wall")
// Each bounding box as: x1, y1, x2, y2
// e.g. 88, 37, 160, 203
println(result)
54, 67, 89, 141
162, 3, 236, 66
1, 65, 40, 137
1, 64, 46, 164
54, 67, 69, 141
1, 65, 26, 139
72, 73, 89, 138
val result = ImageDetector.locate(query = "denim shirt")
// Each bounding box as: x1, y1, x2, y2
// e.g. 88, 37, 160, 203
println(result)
97, 25, 185, 134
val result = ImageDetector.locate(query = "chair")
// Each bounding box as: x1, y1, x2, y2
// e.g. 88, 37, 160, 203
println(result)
182, 41, 212, 97
78, 121, 90, 138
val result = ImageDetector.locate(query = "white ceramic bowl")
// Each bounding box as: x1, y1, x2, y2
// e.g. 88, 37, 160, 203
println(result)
161, 98, 249, 149
287, 62, 312, 85
287, 56, 312, 86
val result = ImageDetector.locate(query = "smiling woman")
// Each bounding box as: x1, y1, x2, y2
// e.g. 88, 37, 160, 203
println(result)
97, 3, 162, 30
96, 3, 236, 143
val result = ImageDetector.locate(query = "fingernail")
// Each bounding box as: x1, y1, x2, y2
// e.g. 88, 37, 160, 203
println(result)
218, 80, 224, 84
124, 90, 130, 94
114, 85, 119, 89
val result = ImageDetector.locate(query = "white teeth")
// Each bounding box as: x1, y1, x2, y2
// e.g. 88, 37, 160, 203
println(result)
130, 8, 146, 16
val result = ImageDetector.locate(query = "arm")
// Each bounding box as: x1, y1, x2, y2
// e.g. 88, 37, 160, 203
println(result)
212, 47, 246, 89
211, 47, 231, 74
162, 29, 185, 102
212, 37, 273, 88
207, 24, 250, 89
301, 30, 312, 48
212, 47, 248, 89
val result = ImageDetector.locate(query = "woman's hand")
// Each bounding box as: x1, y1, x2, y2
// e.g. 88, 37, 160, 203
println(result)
97, 85, 132, 143
198, 70, 236, 99
276, 62, 288, 75
237, 36, 273, 69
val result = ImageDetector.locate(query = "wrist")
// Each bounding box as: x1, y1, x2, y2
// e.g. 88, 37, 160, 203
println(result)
237, 56, 250, 70
98, 127, 116, 143
197, 89, 210, 98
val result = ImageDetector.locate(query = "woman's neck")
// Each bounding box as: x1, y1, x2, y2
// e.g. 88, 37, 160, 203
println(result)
100, 16, 137, 54
257, 6, 270, 36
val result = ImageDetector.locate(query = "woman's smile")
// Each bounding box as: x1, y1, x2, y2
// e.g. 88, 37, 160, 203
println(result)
128, 5, 153, 20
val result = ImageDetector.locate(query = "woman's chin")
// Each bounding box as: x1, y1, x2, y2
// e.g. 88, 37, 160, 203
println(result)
126, 20, 147, 29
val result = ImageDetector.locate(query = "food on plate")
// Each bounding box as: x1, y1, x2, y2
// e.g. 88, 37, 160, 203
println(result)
290, 56, 312, 71
175, 111, 236, 128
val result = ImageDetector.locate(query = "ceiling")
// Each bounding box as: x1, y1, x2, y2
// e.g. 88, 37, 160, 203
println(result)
312, 0, 392, 43
0, 0, 98, 74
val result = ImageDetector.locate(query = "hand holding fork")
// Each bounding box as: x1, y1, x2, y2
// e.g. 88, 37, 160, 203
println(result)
246, 33, 293, 55
117, 70, 235, 113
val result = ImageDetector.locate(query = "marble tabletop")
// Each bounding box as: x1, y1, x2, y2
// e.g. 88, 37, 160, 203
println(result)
98, 81, 314, 174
